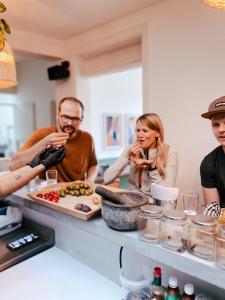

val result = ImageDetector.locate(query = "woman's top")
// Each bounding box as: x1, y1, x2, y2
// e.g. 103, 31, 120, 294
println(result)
103, 144, 178, 193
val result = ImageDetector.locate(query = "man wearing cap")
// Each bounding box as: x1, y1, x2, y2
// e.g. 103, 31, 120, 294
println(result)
200, 96, 225, 209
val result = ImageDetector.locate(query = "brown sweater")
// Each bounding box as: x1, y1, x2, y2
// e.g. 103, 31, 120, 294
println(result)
20, 126, 97, 182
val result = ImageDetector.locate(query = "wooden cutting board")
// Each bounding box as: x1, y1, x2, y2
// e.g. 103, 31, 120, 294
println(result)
27, 181, 101, 221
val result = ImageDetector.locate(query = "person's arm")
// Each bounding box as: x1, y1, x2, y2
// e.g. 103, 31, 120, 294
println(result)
86, 165, 98, 182
200, 156, 220, 205
202, 187, 220, 205
0, 165, 45, 197
1, 146, 66, 198
10, 132, 68, 171
103, 147, 131, 184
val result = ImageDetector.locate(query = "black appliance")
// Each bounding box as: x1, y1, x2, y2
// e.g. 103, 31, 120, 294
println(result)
0, 216, 55, 272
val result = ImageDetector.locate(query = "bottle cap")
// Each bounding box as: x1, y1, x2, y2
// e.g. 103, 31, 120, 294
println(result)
154, 267, 161, 277
168, 276, 178, 288
184, 283, 194, 295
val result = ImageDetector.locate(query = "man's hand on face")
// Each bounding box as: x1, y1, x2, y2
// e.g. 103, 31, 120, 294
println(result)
43, 132, 69, 148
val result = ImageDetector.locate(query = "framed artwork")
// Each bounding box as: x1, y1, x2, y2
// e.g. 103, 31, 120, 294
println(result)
125, 114, 138, 146
103, 113, 122, 149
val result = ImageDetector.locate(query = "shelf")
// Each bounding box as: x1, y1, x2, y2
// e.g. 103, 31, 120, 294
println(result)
5, 189, 225, 290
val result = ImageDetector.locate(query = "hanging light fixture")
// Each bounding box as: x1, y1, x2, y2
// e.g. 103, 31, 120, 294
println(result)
202, 0, 225, 9
0, 40, 17, 88
0, 1, 17, 89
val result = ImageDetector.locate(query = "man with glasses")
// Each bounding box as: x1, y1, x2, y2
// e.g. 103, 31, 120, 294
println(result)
10, 97, 98, 183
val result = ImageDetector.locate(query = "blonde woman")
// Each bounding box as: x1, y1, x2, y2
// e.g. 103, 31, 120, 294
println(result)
103, 113, 178, 193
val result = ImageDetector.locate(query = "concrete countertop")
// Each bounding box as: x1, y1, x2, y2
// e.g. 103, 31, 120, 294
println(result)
4, 187, 225, 293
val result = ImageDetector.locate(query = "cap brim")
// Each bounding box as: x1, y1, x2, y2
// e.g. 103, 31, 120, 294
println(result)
201, 110, 225, 119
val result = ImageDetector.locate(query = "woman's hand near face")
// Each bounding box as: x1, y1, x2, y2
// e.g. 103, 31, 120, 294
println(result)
129, 143, 141, 157
129, 155, 154, 167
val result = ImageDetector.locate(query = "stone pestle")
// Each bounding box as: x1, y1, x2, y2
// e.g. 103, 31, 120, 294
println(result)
95, 186, 125, 205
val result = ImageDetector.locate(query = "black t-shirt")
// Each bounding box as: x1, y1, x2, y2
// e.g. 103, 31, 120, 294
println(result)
200, 146, 225, 208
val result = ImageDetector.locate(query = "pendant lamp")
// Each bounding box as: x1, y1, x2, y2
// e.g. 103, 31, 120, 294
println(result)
202, 0, 225, 9
0, 40, 17, 89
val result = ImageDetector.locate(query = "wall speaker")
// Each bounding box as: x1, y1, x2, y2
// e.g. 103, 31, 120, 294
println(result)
47, 61, 70, 80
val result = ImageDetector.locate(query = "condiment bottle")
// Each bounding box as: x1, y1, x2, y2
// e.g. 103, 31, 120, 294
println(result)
150, 267, 165, 300
166, 276, 180, 300
181, 283, 195, 300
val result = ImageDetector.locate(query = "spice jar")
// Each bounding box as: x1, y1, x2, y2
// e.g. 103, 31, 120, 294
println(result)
215, 224, 225, 270
160, 209, 187, 253
187, 215, 217, 261
137, 205, 163, 243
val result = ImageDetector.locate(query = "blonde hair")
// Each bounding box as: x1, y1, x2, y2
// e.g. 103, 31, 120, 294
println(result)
137, 113, 169, 179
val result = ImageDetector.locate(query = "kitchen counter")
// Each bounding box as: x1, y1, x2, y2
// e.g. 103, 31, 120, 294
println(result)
0, 247, 122, 300
3, 187, 225, 298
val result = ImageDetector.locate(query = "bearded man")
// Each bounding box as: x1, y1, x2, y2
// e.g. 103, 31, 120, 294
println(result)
10, 97, 98, 182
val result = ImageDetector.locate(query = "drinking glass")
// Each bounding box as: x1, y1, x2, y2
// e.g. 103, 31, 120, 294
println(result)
46, 170, 57, 185
182, 191, 199, 216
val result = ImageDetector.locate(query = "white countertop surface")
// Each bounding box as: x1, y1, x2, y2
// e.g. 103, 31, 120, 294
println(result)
0, 247, 122, 300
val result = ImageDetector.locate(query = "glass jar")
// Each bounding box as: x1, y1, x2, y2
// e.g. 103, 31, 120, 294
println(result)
215, 224, 225, 270
187, 215, 217, 261
160, 209, 187, 253
137, 205, 163, 243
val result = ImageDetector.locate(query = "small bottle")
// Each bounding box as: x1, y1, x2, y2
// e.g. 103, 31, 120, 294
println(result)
181, 283, 195, 300
166, 276, 180, 300
150, 267, 165, 300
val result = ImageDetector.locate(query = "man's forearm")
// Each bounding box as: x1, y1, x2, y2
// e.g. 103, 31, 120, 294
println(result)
202, 187, 220, 205
0, 165, 45, 197
86, 165, 98, 182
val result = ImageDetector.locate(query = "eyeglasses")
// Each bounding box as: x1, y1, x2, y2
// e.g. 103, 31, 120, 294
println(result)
59, 114, 82, 123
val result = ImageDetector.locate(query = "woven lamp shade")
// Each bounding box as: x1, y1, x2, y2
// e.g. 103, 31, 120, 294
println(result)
0, 40, 17, 89
202, 0, 225, 9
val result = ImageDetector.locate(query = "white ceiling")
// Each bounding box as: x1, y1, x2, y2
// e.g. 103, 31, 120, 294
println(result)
3, 0, 163, 40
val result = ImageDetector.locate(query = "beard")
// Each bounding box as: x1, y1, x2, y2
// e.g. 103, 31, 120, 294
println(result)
60, 124, 77, 137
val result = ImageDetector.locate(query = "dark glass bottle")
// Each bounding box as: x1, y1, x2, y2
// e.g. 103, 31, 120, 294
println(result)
181, 283, 195, 300
165, 276, 180, 300
150, 267, 165, 300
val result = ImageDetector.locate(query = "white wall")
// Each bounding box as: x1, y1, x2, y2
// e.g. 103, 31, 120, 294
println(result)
57, 0, 225, 201
7, 0, 225, 198
0, 105, 14, 146
16, 58, 55, 130
0, 58, 55, 151
143, 0, 221, 197
89, 67, 142, 159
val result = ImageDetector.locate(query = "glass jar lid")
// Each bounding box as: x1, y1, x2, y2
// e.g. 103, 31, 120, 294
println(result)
163, 209, 187, 220
191, 215, 216, 226
141, 204, 163, 217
